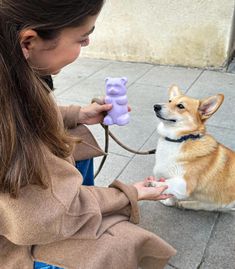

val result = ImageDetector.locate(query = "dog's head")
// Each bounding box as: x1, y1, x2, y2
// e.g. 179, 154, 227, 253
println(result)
154, 85, 224, 139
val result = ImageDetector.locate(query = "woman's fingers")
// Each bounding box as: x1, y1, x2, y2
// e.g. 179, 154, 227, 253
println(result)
158, 194, 173, 200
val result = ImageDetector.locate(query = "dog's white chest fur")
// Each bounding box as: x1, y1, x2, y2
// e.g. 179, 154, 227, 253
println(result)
153, 137, 184, 178
153, 137, 188, 200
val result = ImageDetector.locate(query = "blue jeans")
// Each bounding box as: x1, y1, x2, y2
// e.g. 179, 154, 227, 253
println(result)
34, 159, 94, 269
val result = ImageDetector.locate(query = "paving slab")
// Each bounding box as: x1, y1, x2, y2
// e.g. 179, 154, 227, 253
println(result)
127, 83, 171, 113
55, 60, 154, 105
56, 76, 107, 104
207, 125, 235, 150
200, 212, 235, 269
136, 65, 203, 89
94, 153, 131, 186
187, 70, 235, 130
89, 111, 157, 158
87, 60, 153, 85
53, 58, 110, 94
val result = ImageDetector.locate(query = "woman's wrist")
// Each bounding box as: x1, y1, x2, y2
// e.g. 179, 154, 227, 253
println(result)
78, 107, 88, 124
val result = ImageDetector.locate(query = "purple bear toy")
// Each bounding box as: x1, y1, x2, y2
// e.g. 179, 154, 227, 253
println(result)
103, 77, 130, 126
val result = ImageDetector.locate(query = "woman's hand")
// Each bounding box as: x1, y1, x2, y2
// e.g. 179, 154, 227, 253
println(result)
79, 102, 112, 125
79, 100, 131, 125
133, 176, 173, 201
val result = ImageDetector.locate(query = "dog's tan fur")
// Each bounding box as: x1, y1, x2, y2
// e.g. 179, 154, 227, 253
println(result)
153, 85, 235, 211
180, 136, 235, 205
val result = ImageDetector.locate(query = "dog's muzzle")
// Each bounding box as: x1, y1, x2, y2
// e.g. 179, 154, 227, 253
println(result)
154, 104, 162, 117
153, 104, 176, 123
154, 104, 162, 112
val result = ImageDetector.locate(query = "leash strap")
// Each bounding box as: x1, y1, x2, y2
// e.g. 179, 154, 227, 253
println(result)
91, 98, 156, 179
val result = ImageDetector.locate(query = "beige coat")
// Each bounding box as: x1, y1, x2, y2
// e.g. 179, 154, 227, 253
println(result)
0, 104, 176, 269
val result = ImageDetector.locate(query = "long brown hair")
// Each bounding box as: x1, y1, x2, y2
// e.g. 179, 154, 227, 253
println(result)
0, 0, 104, 197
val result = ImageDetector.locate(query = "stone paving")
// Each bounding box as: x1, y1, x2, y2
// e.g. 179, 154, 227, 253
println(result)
53, 58, 235, 269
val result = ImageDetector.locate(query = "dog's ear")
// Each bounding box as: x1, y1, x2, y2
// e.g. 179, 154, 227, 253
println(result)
199, 94, 224, 120
168, 85, 183, 99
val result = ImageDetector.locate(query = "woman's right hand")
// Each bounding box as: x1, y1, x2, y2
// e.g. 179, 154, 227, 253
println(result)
133, 176, 173, 201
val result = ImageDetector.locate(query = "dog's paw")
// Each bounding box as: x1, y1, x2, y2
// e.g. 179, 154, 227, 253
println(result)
145, 181, 167, 188
159, 197, 177, 207
174, 200, 188, 209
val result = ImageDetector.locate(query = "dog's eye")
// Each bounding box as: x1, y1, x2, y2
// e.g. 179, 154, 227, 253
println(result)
169, 100, 172, 103
177, 103, 185, 109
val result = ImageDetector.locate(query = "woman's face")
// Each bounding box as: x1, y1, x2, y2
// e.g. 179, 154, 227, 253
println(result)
21, 15, 98, 75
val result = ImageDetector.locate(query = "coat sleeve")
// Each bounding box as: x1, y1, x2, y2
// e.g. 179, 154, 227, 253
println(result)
58, 105, 106, 160
59, 105, 81, 129
0, 151, 139, 246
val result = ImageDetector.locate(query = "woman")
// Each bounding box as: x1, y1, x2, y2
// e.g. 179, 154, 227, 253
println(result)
0, 1, 176, 268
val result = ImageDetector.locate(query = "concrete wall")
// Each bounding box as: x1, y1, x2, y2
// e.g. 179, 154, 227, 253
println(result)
82, 0, 235, 69
229, 6, 235, 61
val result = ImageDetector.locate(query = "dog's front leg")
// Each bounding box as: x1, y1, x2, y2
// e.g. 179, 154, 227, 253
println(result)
159, 177, 188, 207
147, 177, 189, 207
176, 200, 222, 211
163, 176, 188, 200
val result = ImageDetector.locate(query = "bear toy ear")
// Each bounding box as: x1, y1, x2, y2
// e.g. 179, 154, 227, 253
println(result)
121, 77, 128, 85
105, 77, 111, 83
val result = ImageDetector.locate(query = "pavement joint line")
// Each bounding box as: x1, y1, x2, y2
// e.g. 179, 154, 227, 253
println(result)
107, 150, 132, 158
225, 54, 235, 73
132, 82, 165, 87
168, 262, 180, 269
115, 151, 145, 180
108, 128, 156, 155
54, 75, 88, 95
196, 212, 220, 269
196, 254, 206, 269
55, 97, 87, 106
55, 60, 112, 96
128, 64, 155, 87
207, 123, 235, 131
115, 156, 135, 180
134, 127, 158, 154
54, 79, 85, 96
115, 127, 157, 179
185, 69, 205, 94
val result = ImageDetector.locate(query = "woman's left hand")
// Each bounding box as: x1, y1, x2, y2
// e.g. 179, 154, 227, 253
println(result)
133, 176, 173, 201
79, 101, 131, 125
79, 102, 113, 125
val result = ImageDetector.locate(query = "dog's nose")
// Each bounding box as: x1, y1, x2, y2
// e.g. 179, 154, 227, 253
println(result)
154, 104, 162, 112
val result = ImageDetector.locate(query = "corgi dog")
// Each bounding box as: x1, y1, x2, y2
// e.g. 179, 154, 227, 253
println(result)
152, 85, 235, 211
